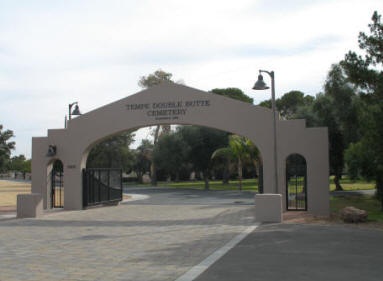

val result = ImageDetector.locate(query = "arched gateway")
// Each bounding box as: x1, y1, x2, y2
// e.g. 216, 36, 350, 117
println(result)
18, 82, 329, 218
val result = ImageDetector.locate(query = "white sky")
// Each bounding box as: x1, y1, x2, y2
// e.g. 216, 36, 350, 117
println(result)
0, 0, 381, 158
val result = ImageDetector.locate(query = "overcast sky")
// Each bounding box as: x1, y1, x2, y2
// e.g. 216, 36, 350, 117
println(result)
0, 0, 381, 158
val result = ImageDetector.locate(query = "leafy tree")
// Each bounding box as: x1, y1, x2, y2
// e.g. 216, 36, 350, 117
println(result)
211, 88, 253, 104
277, 91, 314, 119
178, 126, 228, 190
132, 139, 153, 183
313, 64, 357, 190
138, 69, 173, 88
258, 99, 272, 109
313, 94, 345, 190
323, 64, 360, 144
258, 90, 314, 119
87, 133, 135, 171
138, 69, 175, 185
341, 11, 383, 208
210, 143, 233, 184
345, 140, 376, 181
152, 132, 190, 181
9, 155, 31, 174
285, 64, 357, 191
0, 125, 15, 172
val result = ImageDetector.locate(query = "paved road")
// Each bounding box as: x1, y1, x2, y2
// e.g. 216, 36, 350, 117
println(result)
1, 188, 382, 281
123, 186, 256, 205
194, 223, 383, 281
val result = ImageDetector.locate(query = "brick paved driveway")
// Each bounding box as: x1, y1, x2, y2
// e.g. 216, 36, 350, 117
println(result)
0, 189, 256, 281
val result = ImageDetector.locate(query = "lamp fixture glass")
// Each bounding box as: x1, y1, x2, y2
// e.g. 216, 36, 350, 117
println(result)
71, 105, 81, 116
252, 74, 270, 90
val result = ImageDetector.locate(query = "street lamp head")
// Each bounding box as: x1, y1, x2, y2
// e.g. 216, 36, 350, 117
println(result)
252, 74, 270, 90
67, 101, 82, 123
71, 104, 81, 116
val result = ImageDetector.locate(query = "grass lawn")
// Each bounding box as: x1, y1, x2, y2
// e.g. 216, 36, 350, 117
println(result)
330, 194, 383, 222
128, 177, 376, 192
158, 178, 259, 191
329, 176, 375, 191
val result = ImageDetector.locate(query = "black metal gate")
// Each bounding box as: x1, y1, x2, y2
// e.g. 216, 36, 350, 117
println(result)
51, 160, 64, 208
286, 154, 307, 211
258, 162, 264, 194
82, 168, 123, 208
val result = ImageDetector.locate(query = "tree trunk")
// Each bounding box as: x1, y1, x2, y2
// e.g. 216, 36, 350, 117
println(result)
238, 158, 243, 191
333, 174, 343, 191
203, 170, 210, 190
150, 163, 157, 186
137, 172, 143, 184
222, 158, 230, 184
150, 125, 161, 186
376, 166, 383, 211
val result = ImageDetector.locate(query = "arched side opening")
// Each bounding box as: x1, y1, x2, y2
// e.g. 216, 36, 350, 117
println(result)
50, 159, 64, 208
286, 154, 307, 211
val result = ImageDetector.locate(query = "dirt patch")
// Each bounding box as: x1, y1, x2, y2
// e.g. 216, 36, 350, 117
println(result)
0, 180, 31, 215
283, 211, 383, 230
123, 194, 132, 200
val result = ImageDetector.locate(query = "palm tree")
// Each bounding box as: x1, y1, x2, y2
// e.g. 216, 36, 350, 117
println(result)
212, 135, 259, 191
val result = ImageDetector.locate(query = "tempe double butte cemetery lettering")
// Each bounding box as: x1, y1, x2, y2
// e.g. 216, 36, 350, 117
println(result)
126, 100, 210, 120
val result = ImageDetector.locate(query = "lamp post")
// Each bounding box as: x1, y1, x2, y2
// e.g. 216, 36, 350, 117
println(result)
252, 70, 279, 194
65, 102, 82, 128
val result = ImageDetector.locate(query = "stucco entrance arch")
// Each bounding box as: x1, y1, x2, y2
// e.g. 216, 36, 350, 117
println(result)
26, 82, 329, 217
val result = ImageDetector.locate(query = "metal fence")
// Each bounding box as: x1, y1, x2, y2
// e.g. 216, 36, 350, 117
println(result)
286, 154, 307, 211
82, 168, 122, 208
50, 169, 64, 208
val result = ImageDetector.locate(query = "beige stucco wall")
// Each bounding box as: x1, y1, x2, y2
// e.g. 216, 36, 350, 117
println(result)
26, 82, 329, 216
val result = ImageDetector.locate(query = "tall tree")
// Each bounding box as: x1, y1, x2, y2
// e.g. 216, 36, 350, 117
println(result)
9, 155, 31, 174
138, 69, 175, 185
258, 90, 314, 119
211, 88, 253, 104
87, 133, 135, 171
138, 70, 173, 88
178, 126, 228, 190
286, 64, 357, 191
277, 91, 314, 119
341, 11, 383, 208
152, 132, 190, 181
132, 140, 153, 184
212, 135, 259, 191
313, 93, 345, 190
0, 125, 15, 172
315, 64, 357, 190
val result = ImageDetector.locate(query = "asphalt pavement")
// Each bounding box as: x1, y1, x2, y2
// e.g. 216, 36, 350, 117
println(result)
123, 186, 256, 205
194, 223, 383, 281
